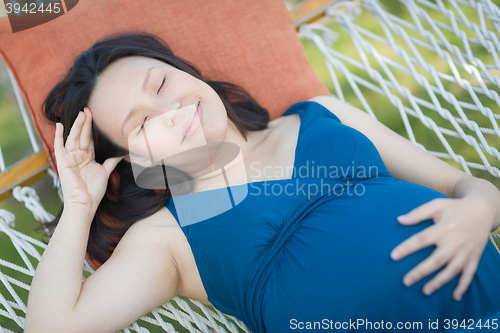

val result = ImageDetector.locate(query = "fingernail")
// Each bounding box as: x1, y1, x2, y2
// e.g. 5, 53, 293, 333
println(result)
398, 214, 409, 221
454, 293, 462, 301
404, 276, 415, 286
391, 250, 401, 260
423, 285, 435, 295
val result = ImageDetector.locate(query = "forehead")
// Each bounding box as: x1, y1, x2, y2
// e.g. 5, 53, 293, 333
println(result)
90, 56, 170, 117
95, 56, 169, 94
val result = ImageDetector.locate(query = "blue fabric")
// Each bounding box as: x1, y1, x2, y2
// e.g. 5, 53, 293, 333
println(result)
165, 101, 500, 332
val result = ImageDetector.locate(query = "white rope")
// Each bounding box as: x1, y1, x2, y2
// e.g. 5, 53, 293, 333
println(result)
12, 187, 54, 239
47, 168, 64, 202
0, 145, 5, 172
5, 67, 41, 153
490, 234, 500, 253
300, 0, 500, 179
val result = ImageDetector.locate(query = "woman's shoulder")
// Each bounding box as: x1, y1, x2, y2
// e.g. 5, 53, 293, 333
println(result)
125, 206, 185, 248
118, 206, 188, 267
269, 97, 343, 134
278, 97, 344, 125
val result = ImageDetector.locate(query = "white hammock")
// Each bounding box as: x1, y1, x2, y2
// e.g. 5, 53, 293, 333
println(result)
1, 0, 500, 332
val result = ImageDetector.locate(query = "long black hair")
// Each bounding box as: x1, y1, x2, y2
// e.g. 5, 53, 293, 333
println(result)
41, 31, 269, 268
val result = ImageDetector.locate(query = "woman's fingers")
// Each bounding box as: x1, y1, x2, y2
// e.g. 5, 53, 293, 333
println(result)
80, 107, 93, 150
53, 122, 66, 166
453, 258, 480, 301
54, 122, 64, 152
65, 111, 85, 152
102, 156, 124, 177
391, 225, 439, 260
397, 198, 446, 225
402, 245, 454, 287
422, 252, 467, 296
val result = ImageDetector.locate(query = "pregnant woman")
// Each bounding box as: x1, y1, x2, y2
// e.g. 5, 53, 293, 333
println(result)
25, 32, 500, 333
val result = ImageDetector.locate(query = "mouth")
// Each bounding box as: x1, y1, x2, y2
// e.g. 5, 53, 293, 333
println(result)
181, 101, 202, 143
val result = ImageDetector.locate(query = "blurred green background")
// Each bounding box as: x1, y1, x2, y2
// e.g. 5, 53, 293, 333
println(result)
1, 0, 499, 332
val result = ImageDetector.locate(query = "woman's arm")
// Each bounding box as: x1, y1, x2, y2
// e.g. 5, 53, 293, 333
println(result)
308, 95, 500, 230
25, 203, 97, 330
25, 206, 180, 333
25, 108, 180, 332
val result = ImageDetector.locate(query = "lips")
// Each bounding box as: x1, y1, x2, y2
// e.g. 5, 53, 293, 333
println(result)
181, 101, 202, 143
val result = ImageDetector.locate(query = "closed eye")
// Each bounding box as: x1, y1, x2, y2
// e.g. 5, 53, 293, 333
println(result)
157, 77, 166, 95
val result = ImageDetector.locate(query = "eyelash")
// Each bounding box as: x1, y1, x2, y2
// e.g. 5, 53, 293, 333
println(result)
157, 76, 166, 94
137, 116, 148, 134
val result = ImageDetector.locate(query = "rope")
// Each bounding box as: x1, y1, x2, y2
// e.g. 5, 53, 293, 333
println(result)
299, 0, 500, 179
5, 67, 41, 153
490, 234, 500, 254
0, 145, 5, 172
47, 168, 64, 202
12, 187, 54, 239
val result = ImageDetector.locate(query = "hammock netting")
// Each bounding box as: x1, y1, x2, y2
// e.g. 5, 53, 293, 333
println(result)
1, 0, 500, 332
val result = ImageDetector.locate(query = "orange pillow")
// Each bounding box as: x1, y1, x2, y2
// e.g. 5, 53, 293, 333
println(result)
0, 0, 328, 171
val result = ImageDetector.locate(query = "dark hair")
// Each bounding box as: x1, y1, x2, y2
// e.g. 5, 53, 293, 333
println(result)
41, 31, 269, 268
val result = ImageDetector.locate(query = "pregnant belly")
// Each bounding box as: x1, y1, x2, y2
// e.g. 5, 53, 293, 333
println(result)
260, 178, 500, 332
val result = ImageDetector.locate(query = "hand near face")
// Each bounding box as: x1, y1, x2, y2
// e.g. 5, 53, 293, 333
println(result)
54, 107, 123, 213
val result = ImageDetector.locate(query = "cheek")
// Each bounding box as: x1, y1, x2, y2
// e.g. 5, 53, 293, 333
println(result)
127, 133, 153, 165
204, 114, 228, 142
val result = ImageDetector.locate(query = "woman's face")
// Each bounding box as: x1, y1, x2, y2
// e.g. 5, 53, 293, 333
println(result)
88, 56, 228, 170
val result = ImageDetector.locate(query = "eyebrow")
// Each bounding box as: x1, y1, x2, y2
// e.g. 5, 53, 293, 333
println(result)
120, 65, 156, 137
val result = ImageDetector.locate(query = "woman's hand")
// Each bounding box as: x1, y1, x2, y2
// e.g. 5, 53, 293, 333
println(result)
390, 195, 497, 301
54, 107, 123, 213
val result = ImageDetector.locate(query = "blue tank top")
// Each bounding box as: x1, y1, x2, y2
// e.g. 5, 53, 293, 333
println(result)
166, 101, 500, 332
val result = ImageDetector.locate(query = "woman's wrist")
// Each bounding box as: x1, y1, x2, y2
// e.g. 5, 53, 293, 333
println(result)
63, 201, 98, 222
453, 176, 500, 232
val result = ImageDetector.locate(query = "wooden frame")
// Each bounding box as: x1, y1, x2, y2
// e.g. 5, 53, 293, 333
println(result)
0, 150, 50, 202
0, 0, 339, 202
291, 0, 339, 28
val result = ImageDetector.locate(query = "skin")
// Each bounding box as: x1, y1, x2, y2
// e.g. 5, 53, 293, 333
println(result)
25, 55, 500, 332
88, 56, 275, 187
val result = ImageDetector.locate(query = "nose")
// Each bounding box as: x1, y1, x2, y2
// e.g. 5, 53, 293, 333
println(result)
160, 102, 181, 127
